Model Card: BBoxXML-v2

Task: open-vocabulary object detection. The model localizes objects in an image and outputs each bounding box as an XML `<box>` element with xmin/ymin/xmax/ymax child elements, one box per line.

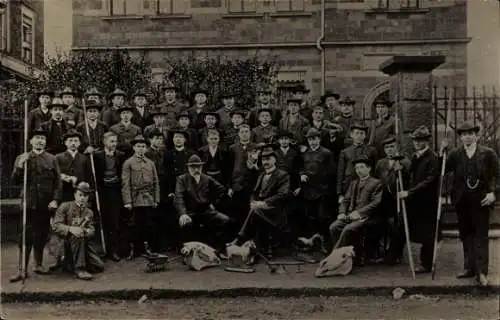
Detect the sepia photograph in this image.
<box><xmin>0</xmin><ymin>0</ymin><xmax>499</xmax><ymax>319</ymax></box>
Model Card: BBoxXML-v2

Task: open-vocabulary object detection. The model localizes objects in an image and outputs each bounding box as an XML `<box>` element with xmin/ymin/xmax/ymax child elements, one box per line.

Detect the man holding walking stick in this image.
<box><xmin>10</xmin><ymin>128</ymin><xmax>63</xmax><ymax>282</ymax></box>
<box><xmin>439</xmin><ymin>122</ymin><xmax>499</xmax><ymax>286</ymax></box>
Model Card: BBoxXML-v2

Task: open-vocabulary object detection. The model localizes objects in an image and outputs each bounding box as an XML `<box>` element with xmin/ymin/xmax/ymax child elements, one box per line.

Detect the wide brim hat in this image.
<box><xmin>350</xmin><ymin>122</ymin><xmax>369</xmax><ymax>132</ymax></box>
<box><xmin>260</xmin><ymin>143</ymin><xmax>278</xmax><ymax>158</ymax></box>
<box><xmin>229</xmin><ymin>109</ymin><xmax>247</xmax><ymax>118</ymax></box>
<box><xmin>382</xmin><ymin>136</ymin><xmax>397</xmax><ymax>146</ymax></box>
<box><xmin>373</xmin><ymin>97</ymin><xmax>394</xmax><ymax>108</ymax></box>
<box><xmin>204</xmin><ymin>112</ymin><xmax>220</xmax><ymax>121</ymax></box>
<box><xmin>36</xmin><ymin>89</ymin><xmax>54</xmax><ymax>97</ymax></box>
<box><xmin>339</xmin><ymin>97</ymin><xmax>356</xmax><ymax>106</ymax></box>
<box><xmin>161</xmin><ymin>83</ymin><xmax>179</xmax><ymax>91</ymax></box>
<box><xmin>220</xmin><ymin>91</ymin><xmax>237</xmax><ymax>99</ymax></box>
<box><xmin>257</xmin><ymin>108</ymin><xmax>273</xmax><ymax>116</ymax></box>
<box><xmin>84</xmin><ymin>87</ymin><xmax>103</xmax><ymax>97</ymax></box>
<box><xmin>147</xmin><ymin>128</ymin><xmax>164</xmax><ymax>139</ymax></box>
<box><xmin>286</xmin><ymin>98</ymin><xmax>302</xmax><ymax>105</ymax></box>
<box><xmin>132</xmin><ymin>89</ymin><xmax>148</xmax><ymax>98</ymax></box>
<box><xmin>150</xmin><ymin>109</ymin><xmax>168</xmax><ymax>117</ymax></box>
<box><xmin>410</xmin><ymin>125</ymin><xmax>432</xmax><ymax>140</ymax></box>
<box><xmin>186</xmin><ymin>154</ymin><xmax>205</xmax><ymax>166</ymax></box>
<box><xmin>321</xmin><ymin>90</ymin><xmax>340</xmax><ymax>102</ymax></box>
<box><xmin>456</xmin><ymin>122</ymin><xmax>480</xmax><ymax>134</ymax></box>
<box><xmin>351</xmin><ymin>156</ymin><xmax>372</xmax><ymax>166</ymax></box>
<box><xmin>118</xmin><ymin>105</ymin><xmax>135</xmax><ymax>113</ymax></box>
<box><xmin>63</xmin><ymin>130</ymin><xmax>83</xmax><ymax>141</ymax></box>
<box><xmin>83</xmin><ymin>100</ymin><xmax>104</xmax><ymax>111</ymax></box>
<box><xmin>276</xmin><ymin>130</ymin><xmax>295</xmax><ymax>139</ymax></box>
<box><xmin>305</xmin><ymin>128</ymin><xmax>322</xmax><ymax>138</ymax></box>
<box><xmin>191</xmin><ymin>88</ymin><xmax>209</xmax><ymax>99</ymax></box>
<box><xmin>108</xmin><ymin>88</ymin><xmax>127</xmax><ymax>99</ymax></box>
<box><xmin>291</xmin><ymin>84</ymin><xmax>310</xmax><ymax>94</ymax></box>
<box><xmin>75</xmin><ymin>181</ymin><xmax>93</xmax><ymax>194</ymax></box>
<box><xmin>169</xmin><ymin>129</ymin><xmax>190</xmax><ymax>140</ymax></box>
<box><xmin>131</xmin><ymin>135</ymin><xmax>148</xmax><ymax>146</ymax></box>
<box><xmin>48</xmin><ymin>98</ymin><xmax>67</xmax><ymax>110</ymax></box>
<box><xmin>175</xmin><ymin>111</ymin><xmax>191</xmax><ymax>120</ymax></box>
<box><xmin>29</xmin><ymin>128</ymin><xmax>48</xmax><ymax>139</ymax></box>
<box><xmin>59</xmin><ymin>87</ymin><xmax>77</xmax><ymax>97</ymax></box>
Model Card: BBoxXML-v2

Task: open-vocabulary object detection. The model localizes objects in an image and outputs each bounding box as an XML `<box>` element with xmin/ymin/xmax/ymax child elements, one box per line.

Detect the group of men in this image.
<box><xmin>10</xmin><ymin>83</ymin><xmax>497</xmax><ymax>287</ymax></box>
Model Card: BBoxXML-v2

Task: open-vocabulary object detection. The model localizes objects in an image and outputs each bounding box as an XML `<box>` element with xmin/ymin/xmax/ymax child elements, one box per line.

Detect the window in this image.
<box><xmin>110</xmin><ymin>0</ymin><xmax>155</xmax><ymax>15</ymax></box>
<box><xmin>275</xmin><ymin>0</ymin><xmax>305</xmax><ymax>12</ymax></box>
<box><xmin>227</xmin><ymin>0</ymin><xmax>257</xmax><ymax>13</ymax></box>
<box><xmin>376</xmin><ymin>0</ymin><xmax>420</xmax><ymax>9</ymax></box>
<box><xmin>21</xmin><ymin>7</ymin><xmax>35</xmax><ymax>64</ymax></box>
<box><xmin>156</xmin><ymin>0</ymin><xmax>185</xmax><ymax>14</ymax></box>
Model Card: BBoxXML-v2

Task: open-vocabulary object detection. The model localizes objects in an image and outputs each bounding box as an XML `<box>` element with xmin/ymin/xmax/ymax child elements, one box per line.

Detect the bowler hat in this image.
<box><xmin>286</xmin><ymin>98</ymin><xmax>302</xmax><ymax>105</ymax></box>
<box><xmin>220</xmin><ymin>91</ymin><xmax>237</xmax><ymax>99</ymax></box>
<box><xmin>170</xmin><ymin>129</ymin><xmax>189</xmax><ymax>141</ymax></box>
<box><xmin>48</xmin><ymin>97</ymin><xmax>67</xmax><ymax>109</ymax></box>
<box><xmin>456</xmin><ymin>121</ymin><xmax>480</xmax><ymax>134</ymax></box>
<box><xmin>339</xmin><ymin>96</ymin><xmax>356</xmax><ymax>106</ymax></box>
<box><xmin>60</xmin><ymin>87</ymin><xmax>76</xmax><ymax>97</ymax></box>
<box><xmin>176</xmin><ymin>111</ymin><xmax>191</xmax><ymax>120</ymax></box>
<box><xmin>186</xmin><ymin>154</ymin><xmax>205</xmax><ymax>166</ymax></box>
<box><xmin>161</xmin><ymin>83</ymin><xmax>179</xmax><ymax>91</ymax></box>
<box><xmin>350</xmin><ymin>122</ymin><xmax>369</xmax><ymax>132</ymax></box>
<box><xmin>257</xmin><ymin>108</ymin><xmax>273</xmax><ymax>116</ymax></box>
<box><xmin>204</xmin><ymin>112</ymin><xmax>220</xmax><ymax>121</ymax></box>
<box><xmin>148</xmin><ymin>128</ymin><xmax>164</xmax><ymax>139</ymax></box>
<box><xmin>75</xmin><ymin>181</ymin><xmax>93</xmax><ymax>194</ymax></box>
<box><xmin>150</xmin><ymin>108</ymin><xmax>167</xmax><ymax>117</ymax></box>
<box><xmin>29</xmin><ymin>128</ymin><xmax>48</xmax><ymax>139</ymax></box>
<box><xmin>191</xmin><ymin>88</ymin><xmax>209</xmax><ymax>99</ymax></box>
<box><xmin>63</xmin><ymin>129</ymin><xmax>82</xmax><ymax>141</ymax></box>
<box><xmin>84</xmin><ymin>87</ymin><xmax>103</xmax><ymax>97</ymax></box>
<box><xmin>373</xmin><ymin>97</ymin><xmax>394</xmax><ymax>108</ymax></box>
<box><xmin>131</xmin><ymin>135</ymin><xmax>148</xmax><ymax>146</ymax></box>
<box><xmin>132</xmin><ymin>89</ymin><xmax>148</xmax><ymax>98</ymax></box>
<box><xmin>291</xmin><ymin>84</ymin><xmax>310</xmax><ymax>94</ymax></box>
<box><xmin>229</xmin><ymin>109</ymin><xmax>247</xmax><ymax>118</ymax></box>
<box><xmin>306</xmin><ymin>128</ymin><xmax>322</xmax><ymax>138</ymax></box>
<box><xmin>276</xmin><ymin>130</ymin><xmax>295</xmax><ymax>139</ymax></box>
<box><xmin>84</xmin><ymin>99</ymin><xmax>103</xmax><ymax>111</ymax></box>
<box><xmin>351</xmin><ymin>156</ymin><xmax>372</xmax><ymax>166</ymax></box>
<box><xmin>260</xmin><ymin>143</ymin><xmax>277</xmax><ymax>158</ymax></box>
<box><xmin>382</xmin><ymin>136</ymin><xmax>397</xmax><ymax>146</ymax></box>
<box><xmin>108</xmin><ymin>88</ymin><xmax>127</xmax><ymax>99</ymax></box>
<box><xmin>410</xmin><ymin>125</ymin><xmax>432</xmax><ymax>140</ymax></box>
<box><xmin>118</xmin><ymin>105</ymin><xmax>135</xmax><ymax>113</ymax></box>
<box><xmin>321</xmin><ymin>90</ymin><xmax>340</xmax><ymax>102</ymax></box>
<box><xmin>36</xmin><ymin>89</ymin><xmax>54</xmax><ymax>97</ymax></box>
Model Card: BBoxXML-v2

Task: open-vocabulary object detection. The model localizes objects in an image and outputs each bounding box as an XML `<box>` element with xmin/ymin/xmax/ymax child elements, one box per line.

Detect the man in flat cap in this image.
<box><xmin>10</xmin><ymin>128</ymin><xmax>63</xmax><ymax>282</ymax></box>
<box><xmin>28</xmin><ymin>89</ymin><xmax>54</xmax><ymax>134</ymax></box>
<box><xmin>369</xmin><ymin>98</ymin><xmax>396</xmax><ymax>159</ymax></box>
<box><xmin>41</xmin><ymin>97</ymin><xmax>70</xmax><ymax>155</ymax></box>
<box><xmin>175</xmin><ymin>154</ymin><xmax>232</xmax><ymax>256</ymax></box>
<box><xmin>330</xmin><ymin>156</ymin><xmax>382</xmax><ymax>259</ymax></box>
<box><xmin>440</xmin><ymin>122</ymin><xmax>499</xmax><ymax>286</ymax></box>
<box><xmin>56</xmin><ymin>129</ymin><xmax>91</xmax><ymax>203</ymax></box>
<box><xmin>52</xmin><ymin>181</ymin><xmax>105</xmax><ymax>280</ymax></box>
<box><xmin>397</xmin><ymin>125</ymin><xmax>439</xmax><ymax>274</ymax></box>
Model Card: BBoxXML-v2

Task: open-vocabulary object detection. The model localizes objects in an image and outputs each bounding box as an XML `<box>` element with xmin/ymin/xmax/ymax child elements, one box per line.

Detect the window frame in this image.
<box><xmin>377</xmin><ymin>0</ymin><xmax>420</xmax><ymax>9</ymax></box>
<box><xmin>21</xmin><ymin>4</ymin><xmax>35</xmax><ymax>64</ymax></box>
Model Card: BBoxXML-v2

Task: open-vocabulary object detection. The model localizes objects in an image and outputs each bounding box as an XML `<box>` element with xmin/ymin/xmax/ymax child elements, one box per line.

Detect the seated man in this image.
<box><xmin>329</xmin><ymin>156</ymin><xmax>382</xmax><ymax>257</ymax></box>
<box><xmin>230</xmin><ymin>145</ymin><xmax>291</xmax><ymax>258</ymax></box>
<box><xmin>52</xmin><ymin>181</ymin><xmax>104</xmax><ymax>280</ymax></box>
<box><xmin>175</xmin><ymin>154</ymin><xmax>233</xmax><ymax>255</ymax></box>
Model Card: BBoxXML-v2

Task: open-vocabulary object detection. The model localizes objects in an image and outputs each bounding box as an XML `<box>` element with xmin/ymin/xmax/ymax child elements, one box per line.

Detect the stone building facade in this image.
<box><xmin>71</xmin><ymin>0</ymin><xmax>471</xmax><ymax>117</ymax></box>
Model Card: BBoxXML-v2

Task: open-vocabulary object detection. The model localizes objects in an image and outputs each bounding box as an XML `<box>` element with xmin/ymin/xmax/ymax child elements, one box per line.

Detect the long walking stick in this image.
<box><xmin>431</xmin><ymin>92</ymin><xmax>452</xmax><ymax>280</ymax></box>
<box><xmin>395</xmin><ymin>113</ymin><xmax>416</xmax><ymax>279</ymax></box>
<box><xmin>21</xmin><ymin>100</ymin><xmax>29</xmax><ymax>283</ymax></box>
<box><xmin>81</xmin><ymin>99</ymin><xmax>107</xmax><ymax>256</ymax></box>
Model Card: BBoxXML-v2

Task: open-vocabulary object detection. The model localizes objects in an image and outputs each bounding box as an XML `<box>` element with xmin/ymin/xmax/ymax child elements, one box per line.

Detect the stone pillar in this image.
<box><xmin>379</xmin><ymin>56</ymin><xmax>445</xmax><ymax>154</ymax></box>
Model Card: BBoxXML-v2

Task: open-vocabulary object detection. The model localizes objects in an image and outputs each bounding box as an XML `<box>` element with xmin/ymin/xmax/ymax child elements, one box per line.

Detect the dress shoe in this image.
<box><xmin>9</xmin><ymin>271</ymin><xmax>28</xmax><ymax>283</ymax></box>
<box><xmin>110</xmin><ymin>253</ymin><xmax>121</xmax><ymax>262</ymax></box>
<box><xmin>477</xmin><ymin>273</ymin><xmax>489</xmax><ymax>287</ymax></box>
<box><xmin>456</xmin><ymin>270</ymin><xmax>475</xmax><ymax>279</ymax></box>
<box><xmin>33</xmin><ymin>265</ymin><xmax>51</xmax><ymax>275</ymax></box>
<box><xmin>75</xmin><ymin>270</ymin><xmax>93</xmax><ymax>280</ymax></box>
<box><xmin>414</xmin><ymin>266</ymin><xmax>431</xmax><ymax>274</ymax></box>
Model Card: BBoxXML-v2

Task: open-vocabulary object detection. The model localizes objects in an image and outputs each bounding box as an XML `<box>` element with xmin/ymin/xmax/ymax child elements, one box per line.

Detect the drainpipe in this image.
<box><xmin>316</xmin><ymin>0</ymin><xmax>326</xmax><ymax>96</ymax></box>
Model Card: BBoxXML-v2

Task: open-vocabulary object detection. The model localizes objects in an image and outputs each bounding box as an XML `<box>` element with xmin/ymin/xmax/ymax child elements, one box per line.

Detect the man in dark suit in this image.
<box><xmin>441</xmin><ymin>122</ymin><xmax>499</xmax><ymax>286</ymax></box>
<box><xmin>398</xmin><ymin>126</ymin><xmax>440</xmax><ymax>274</ymax></box>
<box><xmin>175</xmin><ymin>155</ymin><xmax>232</xmax><ymax>254</ymax></box>
<box><xmin>102</xmin><ymin>88</ymin><xmax>127</xmax><ymax>128</ymax></box>
<box><xmin>56</xmin><ymin>130</ymin><xmax>91</xmax><ymax>203</ymax></box>
<box><xmin>10</xmin><ymin>128</ymin><xmax>63</xmax><ymax>282</ymax></box>
<box><xmin>41</xmin><ymin>97</ymin><xmax>70</xmax><ymax>155</ymax></box>
<box><xmin>198</xmin><ymin>129</ymin><xmax>231</xmax><ymax>187</ymax></box>
<box><xmin>77</xmin><ymin>100</ymin><xmax>108</xmax><ymax>154</ymax></box>
<box><xmin>131</xmin><ymin>90</ymin><xmax>153</xmax><ymax>130</ymax></box>
<box><xmin>230</xmin><ymin>146</ymin><xmax>290</xmax><ymax>258</ymax></box>
<box><xmin>247</xmin><ymin>86</ymin><xmax>281</xmax><ymax>128</ymax></box>
<box><xmin>60</xmin><ymin>87</ymin><xmax>84</xmax><ymax>128</ymax></box>
<box><xmin>28</xmin><ymin>89</ymin><xmax>53</xmax><ymax>134</ymax></box>
<box><xmin>93</xmin><ymin>132</ymin><xmax>126</xmax><ymax>261</ymax></box>
<box><xmin>329</xmin><ymin>156</ymin><xmax>382</xmax><ymax>254</ymax></box>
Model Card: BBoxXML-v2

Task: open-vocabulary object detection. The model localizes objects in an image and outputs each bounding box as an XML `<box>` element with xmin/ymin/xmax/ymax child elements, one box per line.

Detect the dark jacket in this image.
<box><xmin>93</xmin><ymin>149</ymin><xmax>126</xmax><ymax>188</ymax></box>
<box><xmin>279</xmin><ymin>114</ymin><xmax>310</xmax><ymax>145</ymax></box>
<box><xmin>164</xmin><ymin>148</ymin><xmax>196</xmax><ymax>194</ymax></box>
<box><xmin>174</xmin><ymin>173</ymin><xmax>226</xmax><ymax>217</ymax></box>
<box><xmin>158</xmin><ymin>100</ymin><xmax>186</xmax><ymax>130</ymax></box>
<box><xmin>12</xmin><ymin>151</ymin><xmax>62</xmax><ymax>210</ymax></box>
<box><xmin>145</xmin><ymin>147</ymin><xmax>167</xmax><ymax>197</ymax></box>
<box><xmin>101</xmin><ymin>106</ymin><xmax>121</xmax><ymax>128</ymax></box>
<box><xmin>76</xmin><ymin>120</ymin><xmax>108</xmax><ymax>153</ymax></box>
<box><xmin>132</xmin><ymin>106</ymin><xmax>154</xmax><ymax>130</ymax></box>
<box><xmin>63</xmin><ymin>105</ymin><xmax>84</xmax><ymax>128</ymax></box>
<box><xmin>275</xmin><ymin>147</ymin><xmax>302</xmax><ymax>190</ymax></box>
<box><xmin>229</xmin><ymin>142</ymin><xmax>260</xmax><ymax>192</ymax></box>
<box><xmin>56</xmin><ymin>151</ymin><xmax>91</xmax><ymax>202</ymax></box>
<box><xmin>197</xmin><ymin>145</ymin><xmax>231</xmax><ymax>187</ymax></box>
<box><xmin>109</xmin><ymin>122</ymin><xmax>142</xmax><ymax>155</ymax></box>
<box><xmin>339</xmin><ymin>176</ymin><xmax>382</xmax><ymax>219</ymax></box>
<box><xmin>337</xmin><ymin>143</ymin><xmax>378</xmax><ymax>196</ymax></box>
<box><xmin>247</xmin><ymin>105</ymin><xmax>281</xmax><ymax>128</ymax></box>
<box><xmin>41</xmin><ymin>119</ymin><xmax>70</xmax><ymax>155</ymax></box>
<box><xmin>28</xmin><ymin>107</ymin><xmax>52</xmax><ymax>133</ymax></box>
<box><xmin>187</xmin><ymin>105</ymin><xmax>210</xmax><ymax>130</ymax></box>
<box><xmin>300</xmin><ymin>146</ymin><xmax>335</xmax><ymax>200</ymax></box>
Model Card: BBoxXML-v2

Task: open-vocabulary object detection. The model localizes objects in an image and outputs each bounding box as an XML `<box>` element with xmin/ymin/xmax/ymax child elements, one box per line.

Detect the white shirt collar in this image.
<box><xmin>464</xmin><ymin>143</ymin><xmax>477</xmax><ymax>158</ymax></box>
<box><xmin>67</xmin><ymin>150</ymin><xmax>78</xmax><ymax>158</ymax></box>
<box><xmin>310</xmin><ymin>146</ymin><xmax>320</xmax><ymax>152</ymax></box>
<box><xmin>281</xmin><ymin>146</ymin><xmax>289</xmax><ymax>153</ymax></box>
<box><xmin>32</xmin><ymin>149</ymin><xmax>44</xmax><ymax>155</ymax></box>
<box><xmin>415</xmin><ymin>146</ymin><xmax>429</xmax><ymax>158</ymax></box>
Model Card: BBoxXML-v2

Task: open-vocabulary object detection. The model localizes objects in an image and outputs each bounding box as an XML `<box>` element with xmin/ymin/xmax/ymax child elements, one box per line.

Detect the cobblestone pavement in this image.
<box><xmin>1</xmin><ymin>239</ymin><xmax>499</xmax><ymax>297</ymax></box>
<box><xmin>1</xmin><ymin>295</ymin><xmax>498</xmax><ymax>320</ymax></box>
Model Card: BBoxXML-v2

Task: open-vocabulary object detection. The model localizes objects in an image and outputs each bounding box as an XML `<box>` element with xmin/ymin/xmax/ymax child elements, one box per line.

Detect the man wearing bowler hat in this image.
<box><xmin>109</xmin><ymin>105</ymin><xmax>142</xmax><ymax>157</ymax></box>
<box><xmin>41</xmin><ymin>97</ymin><xmax>70</xmax><ymax>155</ymax></box>
<box><xmin>440</xmin><ymin>122</ymin><xmax>499</xmax><ymax>286</ymax></box>
<box><xmin>56</xmin><ymin>129</ymin><xmax>91</xmax><ymax>203</ymax></box>
<box><xmin>77</xmin><ymin>99</ymin><xmax>108</xmax><ymax>154</ymax></box>
<box><xmin>10</xmin><ymin>128</ymin><xmax>63</xmax><ymax>282</ymax></box>
<box><xmin>131</xmin><ymin>89</ymin><xmax>153</xmax><ymax>130</ymax></box>
<box><xmin>175</xmin><ymin>154</ymin><xmax>232</xmax><ymax>256</ymax></box>
<box><xmin>102</xmin><ymin>88</ymin><xmax>127</xmax><ymax>128</ymax></box>
<box><xmin>397</xmin><ymin>125</ymin><xmax>440</xmax><ymax>274</ymax></box>
<box><xmin>52</xmin><ymin>181</ymin><xmax>105</xmax><ymax>280</ymax></box>
<box><xmin>122</xmin><ymin>135</ymin><xmax>160</xmax><ymax>258</ymax></box>
<box><xmin>28</xmin><ymin>89</ymin><xmax>54</xmax><ymax>133</ymax></box>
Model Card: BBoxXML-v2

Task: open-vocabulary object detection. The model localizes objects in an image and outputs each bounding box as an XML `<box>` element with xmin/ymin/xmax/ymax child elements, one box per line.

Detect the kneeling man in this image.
<box><xmin>175</xmin><ymin>155</ymin><xmax>232</xmax><ymax>254</ymax></box>
<box><xmin>231</xmin><ymin>146</ymin><xmax>291</xmax><ymax>258</ymax></box>
<box><xmin>52</xmin><ymin>181</ymin><xmax>104</xmax><ymax>280</ymax></box>
<box><xmin>329</xmin><ymin>156</ymin><xmax>382</xmax><ymax>251</ymax></box>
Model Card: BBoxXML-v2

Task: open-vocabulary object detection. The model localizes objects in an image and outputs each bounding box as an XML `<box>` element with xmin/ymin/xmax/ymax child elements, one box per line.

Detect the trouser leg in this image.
<box><xmin>201</xmin><ymin>209</ymin><xmax>232</xmax><ymax>251</ymax></box>
<box><xmin>69</xmin><ymin>236</ymin><xmax>87</xmax><ymax>271</ymax></box>
<box><xmin>32</xmin><ymin>210</ymin><xmax>51</xmax><ymax>266</ymax></box>
<box><xmin>100</xmin><ymin>187</ymin><xmax>121</xmax><ymax>256</ymax></box>
<box><xmin>17</xmin><ymin>219</ymin><xmax>34</xmax><ymax>271</ymax></box>
<box><xmin>86</xmin><ymin>243</ymin><xmax>105</xmax><ymax>273</ymax></box>
<box><xmin>135</xmin><ymin>206</ymin><xmax>154</xmax><ymax>255</ymax></box>
<box><xmin>475</xmin><ymin>206</ymin><xmax>490</xmax><ymax>275</ymax></box>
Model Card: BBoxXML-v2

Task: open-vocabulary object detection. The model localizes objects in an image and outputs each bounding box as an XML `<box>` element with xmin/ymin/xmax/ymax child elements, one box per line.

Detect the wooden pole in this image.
<box><xmin>81</xmin><ymin>99</ymin><xmax>107</xmax><ymax>256</ymax></box>
<box><xmin>21</xmin><ymin>99</ymin><xmax>28</xmax><ymax>283</ymax></box>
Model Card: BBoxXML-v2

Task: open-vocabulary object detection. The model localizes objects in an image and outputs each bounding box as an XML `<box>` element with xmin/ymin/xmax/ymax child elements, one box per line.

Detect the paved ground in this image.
<box><xmin>2</xmin><ymin>296</ymin><xmax>498</xmax><ymax>319</ymax></box>
<box><xmin>1</xmin><ymin>239</ymin><xmax>499</xmax><ymax>301</ymax></box>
